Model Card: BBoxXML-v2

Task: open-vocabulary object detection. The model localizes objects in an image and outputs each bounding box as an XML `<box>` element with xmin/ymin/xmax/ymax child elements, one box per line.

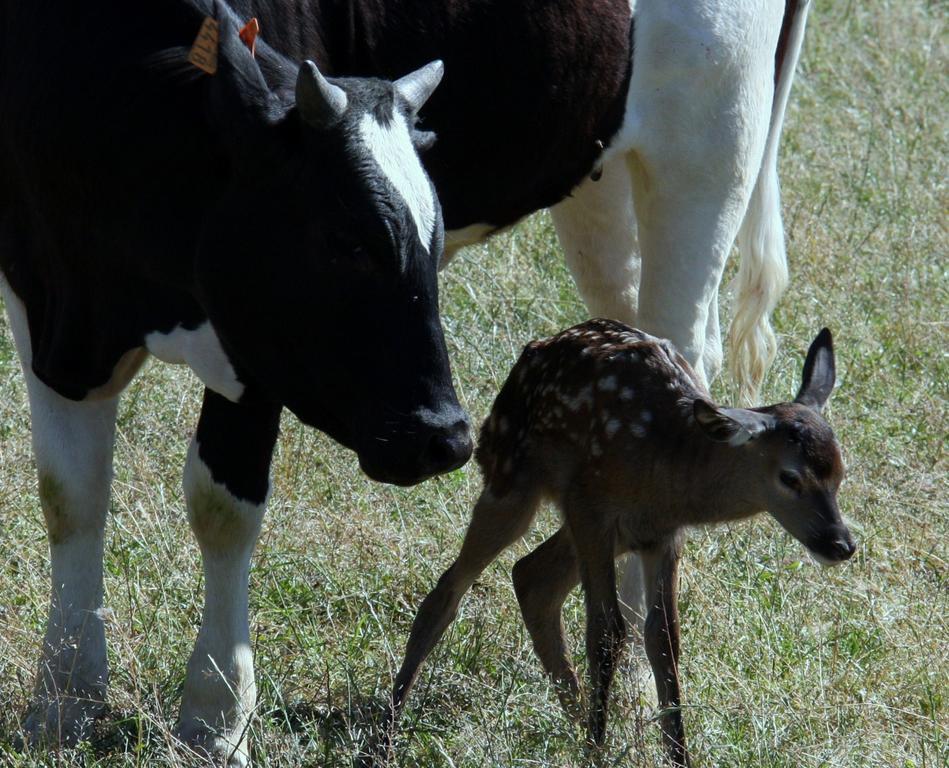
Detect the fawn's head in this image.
<box><xmin>692</xmin><ymin>329</ymin><xmax>855</xmax><ymax>565</ymax></box>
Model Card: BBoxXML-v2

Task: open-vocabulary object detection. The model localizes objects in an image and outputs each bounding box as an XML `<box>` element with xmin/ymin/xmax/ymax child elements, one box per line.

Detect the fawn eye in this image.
<box><xmin>779</xmin><ymin>471</ymin><xmax>802</xmax><ymax>493</ymax></box>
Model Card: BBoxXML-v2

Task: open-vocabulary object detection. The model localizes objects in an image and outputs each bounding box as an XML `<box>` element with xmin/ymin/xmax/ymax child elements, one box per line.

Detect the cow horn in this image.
<box><xmin>394</xmin><ymin>60</ymin><xmax>444</xmax><ymax>114</ymax></box>
<box><xmin>296</xmin><ymin>60</ymin><xmax>348</xmax><ymax>127</ymax></box>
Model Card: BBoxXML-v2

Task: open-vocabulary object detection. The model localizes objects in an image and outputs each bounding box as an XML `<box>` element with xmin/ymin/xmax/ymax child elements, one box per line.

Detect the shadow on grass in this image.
<box><xmin>271</xmin><ymin>696</ymin><xmax>396</xmax><ymax>768</ymax></box>
<box><xmin>0</xmin><ymin>704</ymin><xmax>174</xmax><ymax>767</ymax></box>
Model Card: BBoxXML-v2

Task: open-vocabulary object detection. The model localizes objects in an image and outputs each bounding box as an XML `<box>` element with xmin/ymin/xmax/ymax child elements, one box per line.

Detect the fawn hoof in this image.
<box><xmin>176</xmin><ymin>719</ymin><xmax>250</xmax><ymax>767</ymax></box>
<box><xmin>553</xmin><ymin>672</ymin><xmax>584</xmax><ymax>724</ymax></box>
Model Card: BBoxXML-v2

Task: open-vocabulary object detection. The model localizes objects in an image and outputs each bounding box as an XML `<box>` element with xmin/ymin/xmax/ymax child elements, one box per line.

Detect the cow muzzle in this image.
<box><xmin>358</xmin><ymin>405</ymin><xmax>473</xmax><ymax>486</ymax></box>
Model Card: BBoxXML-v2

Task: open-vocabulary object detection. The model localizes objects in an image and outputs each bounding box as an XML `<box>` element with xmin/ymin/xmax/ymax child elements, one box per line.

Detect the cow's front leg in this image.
<box><xmin>22</xmin><ymin>384</ymin><xmax>119</xmax><ymax>747</ymax></box>
<box><xmin>1</xmin><ymin>278</ymin><xmax>118</xmax><ymax>747</ymax></box>
<box><xmin>176</xmin><ymin>388</ymin><xmax>280</xmax><ymax>767</ymax></box>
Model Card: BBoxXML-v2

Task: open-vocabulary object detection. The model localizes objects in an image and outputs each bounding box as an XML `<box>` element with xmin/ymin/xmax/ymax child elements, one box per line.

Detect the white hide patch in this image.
<box><xmin>442</xmin><ymin>223</ymin><xmax>497</xmax><ymax>268</ymax></box>
<box><xmin>359</xmin><ymin>112</ymin><xmax>437</xmax><ymax>252</ymax></box>
<box><xmin>146</xmin><ymin>322</ymin><xmax>244</xmax><ymax>403</ymax></box>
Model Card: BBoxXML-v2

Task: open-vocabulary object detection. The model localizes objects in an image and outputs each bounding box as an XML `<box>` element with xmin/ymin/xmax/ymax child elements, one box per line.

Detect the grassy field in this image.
<box><xmin>0</xmin><ymin>1</ymin><xmax>946</xmax><ymax>766</ymax></box>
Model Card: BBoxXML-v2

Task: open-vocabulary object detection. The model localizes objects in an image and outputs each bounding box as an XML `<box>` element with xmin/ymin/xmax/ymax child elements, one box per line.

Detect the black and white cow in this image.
<box><xmin>0</xmin><ymin>0</ymin><xmax>812</xmax><ymax>762</ymax></box>
<box><xmin>0</xmin><ymin>0</ymin><xmax>470</xmax><ymax>760</ymax></box>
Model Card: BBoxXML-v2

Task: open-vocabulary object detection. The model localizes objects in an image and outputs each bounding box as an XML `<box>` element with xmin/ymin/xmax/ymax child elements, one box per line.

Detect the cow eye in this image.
<box><xmin>779</xmin><ymin>470</ymin><xmax>802</xmax><ymax>493</ymax></box>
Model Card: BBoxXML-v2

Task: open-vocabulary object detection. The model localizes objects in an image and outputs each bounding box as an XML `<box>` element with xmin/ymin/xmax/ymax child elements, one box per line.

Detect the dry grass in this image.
<box><xmin>0</xmin><ymin>1</ymin><xmax>946</xmax><ymax>765</ymax></box>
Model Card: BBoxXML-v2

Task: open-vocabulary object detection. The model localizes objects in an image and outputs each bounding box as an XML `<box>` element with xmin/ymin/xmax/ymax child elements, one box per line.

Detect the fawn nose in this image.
<box><xmin>830</xmin><ymin>536</ymin><xmax>857</xmax><ymax>561</ymax></box>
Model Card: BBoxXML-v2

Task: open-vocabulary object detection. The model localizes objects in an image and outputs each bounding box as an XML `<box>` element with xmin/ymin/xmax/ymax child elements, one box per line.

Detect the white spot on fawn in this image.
<box><xmin>564</xmin><ymin>384</ymin><xmax>594</xmax><ymax>412</ymax></box>
<box><xmin>598</xmin><ymin>375</ymin><xmax>618</xmax><ymax>392</ymax></box>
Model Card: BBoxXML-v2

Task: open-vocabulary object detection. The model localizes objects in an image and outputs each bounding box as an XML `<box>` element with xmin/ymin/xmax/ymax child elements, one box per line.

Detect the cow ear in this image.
<box><xmin>394</xmin><ymin>60</ymin><xmax>444</xmax><ymax>115</ymax></box>
<box><xmin>693</xmin><ymin>400</ymin><xmax>774</xmax><ymax>446</ymax></box>
<box><xmin>795</xmin><ymin>328</ymin><xmax>836</xmax><ymax>412</ymax></box>
<box><xmin>208</xmin><ymin>2</ymin><xmax>276</xmax><ymax>122</ymax></box>
<box><xmin>411</xmin><ymin>128</ymin><xmax>437</xmax><ymax>153</ymax></box>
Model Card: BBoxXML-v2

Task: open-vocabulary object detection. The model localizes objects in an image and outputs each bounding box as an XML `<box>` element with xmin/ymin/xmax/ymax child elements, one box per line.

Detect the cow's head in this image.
<box><xmin>191</xmin><ymin>10</ymin><xmax>470</xmax><ymax>485</ymax></box>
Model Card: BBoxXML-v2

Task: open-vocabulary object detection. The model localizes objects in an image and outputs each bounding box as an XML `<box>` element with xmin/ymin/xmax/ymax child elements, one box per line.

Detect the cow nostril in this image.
<box><xmin>423</xmin><ymin>421</ymin><xmax>472</xmax><ymax>474</ymax></box>
<box><xmin>427</xmin><ymin>433</ymin><xmax>456</xmax><ymax>466</ymax></box>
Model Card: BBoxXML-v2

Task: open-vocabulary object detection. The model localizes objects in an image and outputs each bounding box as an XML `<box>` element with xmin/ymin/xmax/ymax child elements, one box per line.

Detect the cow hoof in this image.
<box><xmin>176</xmin><ymin>721</ymin><xmax>250</xmax><ymax>767</ymax></box>
<box><xmin>16</xmin><ymin>695</ymin><xmax>105</xmax><ymax>750</ymax></box>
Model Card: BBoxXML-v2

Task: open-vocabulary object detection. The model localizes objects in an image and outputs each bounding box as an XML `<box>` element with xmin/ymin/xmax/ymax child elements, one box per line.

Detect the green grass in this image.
<box><xmin>1</xmin><ymin>1</ymin><xmax>946</xmax><ymax>765</ymax></box>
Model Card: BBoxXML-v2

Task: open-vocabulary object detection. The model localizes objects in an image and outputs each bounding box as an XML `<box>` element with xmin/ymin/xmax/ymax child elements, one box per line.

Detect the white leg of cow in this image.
<box><xmin>1</xmin><ymin>278</ymin><xmax>117</xmax><ymax>746</ymax></box>
<box><xmin>551</xmin><ymin>155</ymin><xmax>640</xmax><ymax>326</ymax></box>
<box><xmin>620</xmin><ymin>0</ymin><xmax>783</xmax><ymax>386</ymax></box>
<box><xmin>177</xmin><ymin>389</ymin><xmax>280</xmax><ymax>768</ymax></box>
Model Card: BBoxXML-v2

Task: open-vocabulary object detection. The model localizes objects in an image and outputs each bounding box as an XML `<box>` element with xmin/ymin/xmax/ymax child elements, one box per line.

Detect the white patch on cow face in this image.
<box><xmin>358</xmin><ymin>112</ymin><xmax>436</xmax><ymax>252</ymax></box>
<box><xmin>598</xmin><ymin>375</ymin><xmax>618</xmax><ymax>392</ymax></box>
<box><xmin>146</xmin><ymin>322</ymin><xmax>244</xmax><ymax>403</ymax></box>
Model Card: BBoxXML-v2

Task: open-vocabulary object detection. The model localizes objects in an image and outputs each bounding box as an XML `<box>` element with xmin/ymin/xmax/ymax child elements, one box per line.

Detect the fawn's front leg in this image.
<box><xmin>641</xmin><ymin>537</ymin><xmax>690</xmax><ymax>767</ymax></box>
<box><xmin>379</xmin><ymin>480</ymin><xmax>544</xmax><ymax>768</ymax></box>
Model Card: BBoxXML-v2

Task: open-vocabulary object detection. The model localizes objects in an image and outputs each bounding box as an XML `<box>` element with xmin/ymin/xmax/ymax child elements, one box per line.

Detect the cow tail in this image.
<box><xmin>728</xmin><ymin>0</ymin><xmax>811</xmax><ymax>405</ymax></box>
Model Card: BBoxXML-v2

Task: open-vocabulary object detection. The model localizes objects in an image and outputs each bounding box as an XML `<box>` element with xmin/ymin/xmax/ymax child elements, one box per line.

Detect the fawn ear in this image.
<box><xmin>693</xmin><ymin>400</ymin><xmax>774</xmax><ymax>446</ymax></box>
<box><xmin>795</xmin><ymin>328</ymin><xmax>836</xmax><ymax>412</ymax></box>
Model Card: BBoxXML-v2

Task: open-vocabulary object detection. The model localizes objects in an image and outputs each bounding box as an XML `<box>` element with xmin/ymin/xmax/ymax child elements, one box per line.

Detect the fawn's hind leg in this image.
<box><xmin>641</xmin><ymin>537</ymin><xmax>690</xmax><ymax>768</ymax></box>
<box><xmin>512</xmin><ymin>527</ymin><xmax>582</xmax><ymax>716</ymax></box>
<box><xmin>391</xmin><ymin>483</ymin><xmax>542</xmax><ymax>716</ymax></box>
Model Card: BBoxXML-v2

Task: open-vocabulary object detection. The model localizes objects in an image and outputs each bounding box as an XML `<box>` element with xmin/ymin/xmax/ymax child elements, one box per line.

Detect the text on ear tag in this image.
<box><xmin>239</xmin><ymin>18</ymin><xmax>260</xmax><ymax>58</ymax></box>
<box><xmin>188</xmin><ymin>16</ymin><xmax>219</xmax><ymax>75</ymax></box>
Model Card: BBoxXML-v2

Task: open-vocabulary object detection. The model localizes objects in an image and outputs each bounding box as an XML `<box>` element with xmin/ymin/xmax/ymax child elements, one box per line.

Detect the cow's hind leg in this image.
<box><xmin>549</xmin><ymin>156</ymin><xmax>650</xmax><ymax>638</ymax></box>
<box><xmin>176</xmin><ymin>388</ymin><xmax>280</xmax><ymax>768</ymax></box>
<box><xmin>619</xmin><ymin>1</ymin><xmax>783</xmax><ymax>387</ymax></box>
<box><xmin>551</xmin><ymin>154</ymin><xmax>640</xmax><ymax>327</ymax></box>
<box><xmin>1</xmin><ymin>280</ymin><xmax>117</xmax><ymax>747</ymax></box>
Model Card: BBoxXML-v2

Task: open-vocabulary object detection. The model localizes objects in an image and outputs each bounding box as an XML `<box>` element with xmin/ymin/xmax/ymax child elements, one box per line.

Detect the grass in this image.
<box><xmin>0</xmin><ymin>1</ymin><xmax>946</xmax><ymax>765</ymax></box>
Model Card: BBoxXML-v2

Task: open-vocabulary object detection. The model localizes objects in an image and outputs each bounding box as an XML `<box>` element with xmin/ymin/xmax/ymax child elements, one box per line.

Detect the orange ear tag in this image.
<box><xmin>188</xmin><ymin>16</ymin><xmax>220</xmax><ymax>75</ymax></box>
<box><xmin>239</xmin><ymin>18</ymin><xmax>260</xmax><ymax>58</ymax></box>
